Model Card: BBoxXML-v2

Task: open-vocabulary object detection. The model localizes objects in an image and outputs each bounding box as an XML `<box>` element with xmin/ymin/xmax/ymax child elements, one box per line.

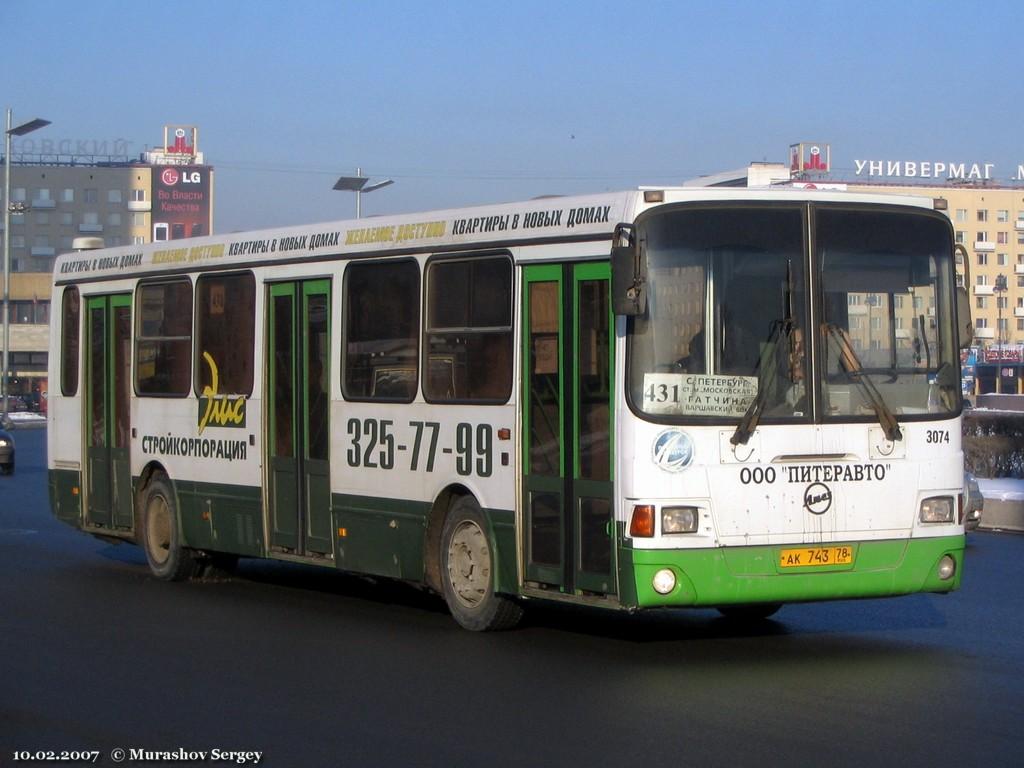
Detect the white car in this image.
<box><xmin>965</xmin><ymin>473</ymin><xmax>983</xmax><ymax>531</ymax></box>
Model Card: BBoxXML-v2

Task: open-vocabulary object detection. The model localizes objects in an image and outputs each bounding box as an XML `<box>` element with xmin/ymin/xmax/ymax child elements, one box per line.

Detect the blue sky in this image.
<box><xmin>3</xmin><ymin>0</ymin><xmax>1020</xmax><ymax>232</ymax></box>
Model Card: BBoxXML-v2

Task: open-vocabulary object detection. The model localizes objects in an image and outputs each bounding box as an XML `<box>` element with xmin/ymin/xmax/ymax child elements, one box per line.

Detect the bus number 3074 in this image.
<box><xmin>346</xmin><ymin>419</ymin><xmax>494</xmax><ymax>477</ymax></box>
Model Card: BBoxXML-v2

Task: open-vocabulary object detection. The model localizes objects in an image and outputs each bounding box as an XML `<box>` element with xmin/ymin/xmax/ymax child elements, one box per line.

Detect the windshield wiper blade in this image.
<box><xmin>824</xmin><ymin>323</ymin><xmax>903</xmax><ymax>442</ymax></box>
<box><xmin>731</xmin><ymin>319</ymin><xmax>788</xmax><ymax>446</ymax></box>
<box><xmin>731</xmin><ymin>259</ymin><xmax>800</xmax><ymax>447</ymax></box>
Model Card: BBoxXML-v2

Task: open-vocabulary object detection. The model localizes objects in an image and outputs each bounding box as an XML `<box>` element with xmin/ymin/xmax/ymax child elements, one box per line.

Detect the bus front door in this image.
<box><xmin>84</xmin><ymin>294</ymin><xmax>133</xmax><ymax>531</ymax></box>
<box><xmin>523</xmin><ymin>263</ymin><xmax>615</xmax><ymax>596</ymax></box>
<box><xmin>267</xmin><ymin>280</ymin><xmax>333</xmax><ymax>558</ymax></box>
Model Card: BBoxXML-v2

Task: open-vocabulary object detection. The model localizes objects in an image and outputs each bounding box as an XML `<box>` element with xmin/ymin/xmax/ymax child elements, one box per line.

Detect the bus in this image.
<box><xmin>47</xmin><ymin>187</ymin><xmax>971</xmax><ymax>630</ymax></box>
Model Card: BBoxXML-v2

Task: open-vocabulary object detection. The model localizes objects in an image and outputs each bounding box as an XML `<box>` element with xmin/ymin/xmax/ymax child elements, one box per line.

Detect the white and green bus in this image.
<box><xmin>47</xmin><ymin>187</ymin><xmax>971</xmax><ymax>630</ymax></box>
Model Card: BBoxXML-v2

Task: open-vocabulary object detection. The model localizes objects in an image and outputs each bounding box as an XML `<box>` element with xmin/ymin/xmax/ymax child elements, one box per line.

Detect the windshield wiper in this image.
<box><xmin>731</xmin><ymin>259</ymin><xmax>797</xmax><ymax>447</ymax></box>
<box><xmin>731</xmin><ymin>318</ymin><xmax>790</xmax><ymax>446</ymax></box>
<box><xmin>824</xmin><ymin>323</ymin><xmax>903</xmax><ymax>442</ymax></box>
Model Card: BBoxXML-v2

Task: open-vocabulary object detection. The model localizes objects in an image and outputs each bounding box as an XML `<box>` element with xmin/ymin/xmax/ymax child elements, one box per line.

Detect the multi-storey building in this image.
<box><xmin>690</xmin><ymin>144</ymin><xmax>1024</xmax><ymax>352</ymax></box>
<box><xmin>844</xmin><ymin>181</ymin><xmax>1024</xmax><ymax>350</ymax></box>
<box><xmin>1</xmin><ymin>125</ymin><xmax>213</xmax><ymax>402</ymax></box>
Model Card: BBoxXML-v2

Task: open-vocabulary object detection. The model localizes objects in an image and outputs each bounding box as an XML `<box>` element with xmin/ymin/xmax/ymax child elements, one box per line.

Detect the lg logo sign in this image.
<box><xmin>160</xmin><ymin>167</ymin><xmax>202</xmax><ymax>185</ymax></box>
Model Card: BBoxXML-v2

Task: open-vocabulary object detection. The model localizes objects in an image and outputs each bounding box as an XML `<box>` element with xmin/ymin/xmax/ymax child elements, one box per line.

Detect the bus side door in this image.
<box><xmin>523</xmin><ymin>262</ymin><xmax>615</xmax><ymax>595</ymax></box>
<box><xmin>85</xmin><ymin>294</ymin><xmax>133</xmax><ymax>531</ymax></box>
<box><xmin>267</xmin><ymin>280</ymin><xmax>333</xmax><ymax>558</ymax></box>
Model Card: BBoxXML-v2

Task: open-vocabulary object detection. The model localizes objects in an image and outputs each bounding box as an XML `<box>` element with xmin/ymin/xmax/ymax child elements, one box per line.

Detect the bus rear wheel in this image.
<box><xmin>441</xmin><ymin>496</ymin><xmax>523</xmax><ymax>631</ymax></box>
<box><xmin>140</xmin><ymin>474</ymin><xmax>198</xmax><ymax>581</ymax></box>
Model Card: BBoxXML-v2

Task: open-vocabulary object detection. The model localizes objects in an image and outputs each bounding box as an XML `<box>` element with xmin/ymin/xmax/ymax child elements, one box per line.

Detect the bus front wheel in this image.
<box><xmin>440</xmin><ymin>496</ymin><xmax>523</xmax><ymax>631</ymax></box>
<box><xmin>140</xmin><ymin>474</ymin><xmax>198</xmax><ymax>581</ymax></box>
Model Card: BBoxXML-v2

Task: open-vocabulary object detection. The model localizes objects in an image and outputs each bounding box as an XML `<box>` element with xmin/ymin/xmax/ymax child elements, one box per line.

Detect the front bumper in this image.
<box><xmin>620</xmin><ymin>535</ymin><xmax>965</xmax><ymax>608</ymax></box>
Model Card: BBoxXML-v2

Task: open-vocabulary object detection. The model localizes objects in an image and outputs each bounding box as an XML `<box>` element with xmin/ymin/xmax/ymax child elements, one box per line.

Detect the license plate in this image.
<box><xmin>778</xmin><ymin>545</ymin><xmax>855</xmax><ymax>568</ymax></box>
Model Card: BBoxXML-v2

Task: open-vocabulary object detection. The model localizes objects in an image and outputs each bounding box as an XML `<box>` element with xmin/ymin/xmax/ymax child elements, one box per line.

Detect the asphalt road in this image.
<box><xmin>2</xmin><ymin>427</ymin><xmax>1022</xmax><ymax>768</ymax></box>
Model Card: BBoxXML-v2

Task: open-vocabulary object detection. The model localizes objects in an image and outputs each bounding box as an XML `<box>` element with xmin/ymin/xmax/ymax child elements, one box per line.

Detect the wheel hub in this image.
<box><xmin>447</xmin><ymin>520</ymin><xmax>490</xmax><ymax>609</ymax></box>
<box><xmin>146</xmin><ymin>496</ymin><xmax>172</xmax><ymax>565</ymax></box>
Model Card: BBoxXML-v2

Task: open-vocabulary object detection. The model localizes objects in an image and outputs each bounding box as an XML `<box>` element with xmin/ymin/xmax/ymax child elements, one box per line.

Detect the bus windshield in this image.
<box><xmin>627</xmin><ymin>204</ymin><xmax>958</xmax><ymax>423</ymax></box>
<box><xmin>817</xmin><ymin>207</ymin><xmax>958</xmax><ymax>420</ymax></box>
<box><xmin>628</xmin><ymin>206</ymin><xmax>809</xmax><ymax>422</ymax></box>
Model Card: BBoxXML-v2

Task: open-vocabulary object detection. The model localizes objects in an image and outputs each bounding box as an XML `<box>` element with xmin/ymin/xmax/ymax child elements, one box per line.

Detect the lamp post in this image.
<box><xmin>994</xmin><ymin>273</ymin><xmax>1008</xmax><ymax>353</ymax></box>
<box><xmin>866</xmin><ymin>293</ymin><xmax>878</xmax><ymax>366</ymax></box>
<box><xmin>2</xmin><ymin>110</ymin><xmax>50</xmax><ymax>419</ymax></box>
<box><xmin>333</xmin><ymin>167</ymin><xmax>393</xmax><ymax>219</ymax></box>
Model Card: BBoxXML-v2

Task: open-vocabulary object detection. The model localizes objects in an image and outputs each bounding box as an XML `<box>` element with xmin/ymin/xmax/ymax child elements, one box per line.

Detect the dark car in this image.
<box><xmin>1</xmin><ymin>396</ymin><xmax>27</xmax><ymax>412</ymax></box>
<box><xmin>0</xmin><ymin>428</ymin><xmax>14</xmax><ymax>474</ymax></box>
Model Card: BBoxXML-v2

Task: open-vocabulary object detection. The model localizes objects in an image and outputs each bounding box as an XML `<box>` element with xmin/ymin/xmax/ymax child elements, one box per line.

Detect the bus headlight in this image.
<box><xmin>919</xmin><ymin>497</ymin><xmax>954</xmax><ymax>523</ymax></box>
<box><xmin>937</xmin><ymin>555</ymin><xmax>956</xmax><ymax>581</ymax></box>
<box><xmin>652</xmin><ymin>568</ymin><xmax>677</xmax><ymax>595</ymax></box>
<box><xmin>662</xmin><ymin>506</ymin><xmax>699</xmax><ymax>534</ymax></box>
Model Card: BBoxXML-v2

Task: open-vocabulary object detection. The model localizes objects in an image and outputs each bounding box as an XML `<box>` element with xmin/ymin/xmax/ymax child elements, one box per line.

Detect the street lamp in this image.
<box><xmin>2</xmin><ymin>110</ymin><xmax>50</xmax><ymax>419</ymax></box>
<box><xmin>333</xmin><ymin>167</ymin><xmax>393</xmax><ymax>219</ymax></box>
<box><xmin>994</xmin><ymin>273</ymin><xmax>1008</xmax><ymax>352</ymax></box>
<box><xmin>865</xmin><ymin>293</ymin><xmax>878</xmax><ymax>366</ymax></box>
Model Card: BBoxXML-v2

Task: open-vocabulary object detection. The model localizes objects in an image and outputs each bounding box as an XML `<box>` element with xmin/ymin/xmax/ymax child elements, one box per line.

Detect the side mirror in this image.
<box><xmin>954</xmin><ymin>244</ymin><xmax>973</xmax><ymax>350</ymax></box>
<box><xmin>955</xmin><ymin>286</ymin><xmax>973</xmax><ymax>350</ymax></box>
<box><xmin>611</xmin><ymin>223</ymin><xmax>645</xmax><ymax>316</ymax></box>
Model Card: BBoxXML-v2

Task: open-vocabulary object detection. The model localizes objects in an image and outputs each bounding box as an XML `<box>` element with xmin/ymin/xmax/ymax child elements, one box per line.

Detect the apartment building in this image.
<box><xmin>1</xmin><ymin>125</ymin><xmax>212</xmax><ymax>400</ymax></box>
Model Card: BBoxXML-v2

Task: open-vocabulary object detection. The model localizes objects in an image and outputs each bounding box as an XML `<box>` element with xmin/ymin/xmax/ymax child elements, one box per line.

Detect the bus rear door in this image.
<box><xmin>84</xmin><ymin>294</ymin><xmax>133</xmax><ymax>531</ymax></box>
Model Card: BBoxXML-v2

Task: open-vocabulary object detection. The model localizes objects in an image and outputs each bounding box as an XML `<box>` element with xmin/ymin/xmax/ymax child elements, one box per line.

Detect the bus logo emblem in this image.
<box><xmin>803</xmin><ymin>482</ymin><xmax>833</xmax><ymax>515</ymax></box>
<box><xmin>652</xmin><ymin>429</ymin><xmax>694</xmax><ymax>473</ymax></box>
<box><xmin>197</xmin><ymin>352</ymin><xmax>247</xmax><ymax>433</ymax></box>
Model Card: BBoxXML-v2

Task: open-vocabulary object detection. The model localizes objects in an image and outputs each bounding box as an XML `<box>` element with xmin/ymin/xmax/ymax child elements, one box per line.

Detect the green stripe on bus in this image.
<box><xmin>333</xmin><ymin>493</ymin><xmax>517</xmax><ymax>594</ymax></box>
<box><xmin>49</xmin><ymin>469</ymin><xmax>82</xmax><ymax>526</ymax></box>
<box><xmin>620</xmin><ymin>535</ymin><xmax>965</xmax><ymax>608</ymax></box>
<box><xmin>173</xmin><ymin>479</ymin><xmax>264</xmax><ymax>556</ymax></box>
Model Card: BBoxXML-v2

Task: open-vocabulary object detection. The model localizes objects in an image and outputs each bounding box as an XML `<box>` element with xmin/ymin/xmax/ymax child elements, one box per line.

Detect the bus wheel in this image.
<box><xmin>140</xmin><ymin>474</ymin><xmax>198</xmax><ymax>581</ymax></box>
<box><xmin>441</xmin><ymin>496</ymin><xmax>523</xmax><ymax>631</ymax></box>
<box><xmin>716</xmin><ymin>603</ymin><xmax>782</xmax><ymax>621</ymax></box>
<box><xmin>198</xmin><ymin>553</ymin><xmax>238</xmax><ymax>580</ymax></box>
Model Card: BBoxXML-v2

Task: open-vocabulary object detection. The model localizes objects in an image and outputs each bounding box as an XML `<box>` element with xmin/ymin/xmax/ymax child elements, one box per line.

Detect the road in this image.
<box><xmin>2</xmin><ymin>427</ymin><xmax>1022</xmax><ymax>767</ymax></box>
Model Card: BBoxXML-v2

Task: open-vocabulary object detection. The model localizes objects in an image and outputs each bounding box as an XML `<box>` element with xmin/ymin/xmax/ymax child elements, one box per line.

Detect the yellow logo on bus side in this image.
<box><xmin>198</xmin><ymin>351</ymin><xmax>247</xmax><ymax>434</ymax></box>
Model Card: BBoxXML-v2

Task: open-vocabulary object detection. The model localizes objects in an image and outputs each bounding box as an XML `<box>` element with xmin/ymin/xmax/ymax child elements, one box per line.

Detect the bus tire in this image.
<box><xmin>716</xmin><ymin>603</ymin><xmax>782</xmax><ymax>621</ymax></box>
<box><xmin>440</xmin><ymin>496</ymin><xmax>523</xmax><ymax>631</ymax></box>
<box><xmin>140</xmin><ymin>474</ymin><xmax>198</xmax><ymax>581</ymax></box>
<box><xmin>198</xmin><ymin>552</ymin><xmax>238</xmax><ymax>580</ymax></box>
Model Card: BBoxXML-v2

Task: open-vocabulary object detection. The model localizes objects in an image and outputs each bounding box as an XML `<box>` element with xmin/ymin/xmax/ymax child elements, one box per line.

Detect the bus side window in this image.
<box><xmin>195</xmin><ymin>272</ymin><xmax>255</xmax><ymax>396</ymax></box>
<box><xmin>61</xmin><ymin>286</ymin><xmax>80</xmax><ymax>396</ymax></box>
<box><xmin>424</xmin><ymin>255</ymin><xmax>513</xmax><ymax>404</ymax></box>
<box><xmin>135</xmin><ymin>279</ymin><xmax>193</xmax><ymax>396</ymax></box>
<box><xmin>342</xmin><ymin>259</ymin><xmax>420</xmax><ymax>402</ymax></box>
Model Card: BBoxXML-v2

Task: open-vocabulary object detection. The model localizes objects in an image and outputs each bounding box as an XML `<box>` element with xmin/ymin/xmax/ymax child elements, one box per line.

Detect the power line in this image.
<box><xmin>211</xmin><ymin>159</ymin><xmax>707</xmax><ymax>183</ymax></box>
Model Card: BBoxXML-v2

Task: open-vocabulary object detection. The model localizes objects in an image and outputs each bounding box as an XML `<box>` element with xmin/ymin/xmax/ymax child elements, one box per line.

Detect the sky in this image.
<box><xmin>3</xmin><ymin>0</ymin><xmax>1022</xmax><ymax>233</ymax></box>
